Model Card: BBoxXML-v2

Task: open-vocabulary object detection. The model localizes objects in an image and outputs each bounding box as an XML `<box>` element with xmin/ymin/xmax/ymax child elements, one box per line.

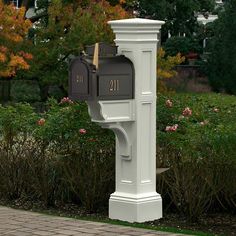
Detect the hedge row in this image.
<box><xmin>0</xmin><ymin>93</ymin><xmax>235</xmax><ymax>221</ymax></box>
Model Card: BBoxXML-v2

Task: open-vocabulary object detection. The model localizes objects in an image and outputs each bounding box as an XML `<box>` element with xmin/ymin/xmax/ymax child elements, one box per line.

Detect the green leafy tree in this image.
<box><xmin>157</xmin><ymin>47</ymin><xmax>185</xmax><ymax>93</ymax></box>
<box><xmin>138</xmin><ymin>0</ymin><xmax>215</xmax><ymax>40</ymax></box>
<box><xmin>18</xmin><ymin>0</ymin><xmax>129</xmax><ymax>101</ymax></box>
<box><xmin>164</xmin><ymin>36</ymin><xmax>202</xmax><ymax>57</ymax></box>
<box><xmin>207</xmin><ymin>0</ymin><xmax>236</xmax><ymax>94</ymax></box>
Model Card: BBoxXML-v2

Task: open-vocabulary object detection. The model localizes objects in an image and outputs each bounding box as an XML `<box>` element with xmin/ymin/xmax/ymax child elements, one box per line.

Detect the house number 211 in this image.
<box><xmin>109</xmin><ymin>79</ymin><xmax>119</xmax><ymax>91</ymax></box>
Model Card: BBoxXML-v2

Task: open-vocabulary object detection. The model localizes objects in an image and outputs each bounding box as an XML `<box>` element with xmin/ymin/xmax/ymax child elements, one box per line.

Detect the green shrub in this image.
<box><xmin>0</xmin><ymin>103</ymin><xmax>38</xmax><ymax>199</ymax></box>
<box><xmin>0</xmin><ymin>94</ymin><xmax>235</xmax><ymax>220</ymax></box>
<box><xmin>164</xmin><ymin>36</ymin><xmax>202</xmax><ymax>57</ymax></box>
<box><xmin>156</xmin><ymin>93</ymin><xmax>236</xmax><ymax>220</ymax></box>
<box><xmin>58</xmin><ymin>149</ymin><xmax>115</xmax><ymax>213</ymax></box>
<box><xmin>207</xmin><ymin>0</ymin><xmax>236</xmax><ymax>94</ymax></box>
<box><xmin>0</xmin><ymin>103</ymin><xmax>37</xmax><ymax>148</ymax></box>
<box><xmin>0</xmin><ymin>99</ymin><xmax>115</xmax><ymax>211</ymax></box>
<box><xmin>11</xmin><ymin>80</ymin><xmax>41</xmax><ymax>103</ymax></box>
<box><xmin>33</xmin><ymin>98</ymin><xmax>115</xmax><ymax>209</ymax></box>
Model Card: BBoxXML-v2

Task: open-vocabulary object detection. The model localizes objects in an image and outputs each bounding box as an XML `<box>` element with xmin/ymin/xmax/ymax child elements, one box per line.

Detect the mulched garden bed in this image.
<box><xmin>154</xmin><ymin>213</ymin><xmax>236</xmax><ymax>236</ymax></box>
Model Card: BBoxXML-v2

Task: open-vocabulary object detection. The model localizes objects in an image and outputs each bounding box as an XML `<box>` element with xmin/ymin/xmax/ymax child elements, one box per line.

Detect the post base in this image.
<box><xmin>109</xmin><ymin>192</ymin><xmax>162</xmax><ymax>223</ymax></box>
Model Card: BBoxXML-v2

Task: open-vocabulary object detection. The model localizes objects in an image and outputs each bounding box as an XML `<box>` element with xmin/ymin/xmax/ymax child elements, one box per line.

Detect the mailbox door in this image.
<box><xmin>69</xmin><ymin>57</ymin><xmax>94</xmax><ymax>101</ymax></box>
<box><xmin>97</xmin><ymin>56</ymin><xmax>134</xmax><ymax>100</ymax></box>
<box><xmin>98</xmin><ymin>74</ymin><xmax>133</xmax><ymax>99</ymax></box>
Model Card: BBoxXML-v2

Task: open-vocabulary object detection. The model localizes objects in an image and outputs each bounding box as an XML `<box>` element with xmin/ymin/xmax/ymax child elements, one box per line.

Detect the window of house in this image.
<box><xmin>10</xmin><ymin>0</ymin><xmax>19</xmax><ymax>8</ymax></box>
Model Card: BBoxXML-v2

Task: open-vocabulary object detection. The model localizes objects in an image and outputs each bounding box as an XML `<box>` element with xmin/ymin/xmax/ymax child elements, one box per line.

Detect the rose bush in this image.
<box><xmin>0</xmin><ymin>100</ymin><xmax>115</xmax><ymax>210</ymax></box>
<box><xmin>156</xmin><ymin>93</ymin><xmax>236</xmax><ymax>220</ymax></box>
<box><xmin>0</xmin><ymin>93</ymin><xmax>235</xmax><ymax>219</ymax></box>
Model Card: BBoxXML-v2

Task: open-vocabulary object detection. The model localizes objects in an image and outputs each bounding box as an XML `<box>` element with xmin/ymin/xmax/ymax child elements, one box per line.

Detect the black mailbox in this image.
<box><xmin>69</xmin><ymin>43</ymin><xmax>134</xmax><ymax>101</ymax></box>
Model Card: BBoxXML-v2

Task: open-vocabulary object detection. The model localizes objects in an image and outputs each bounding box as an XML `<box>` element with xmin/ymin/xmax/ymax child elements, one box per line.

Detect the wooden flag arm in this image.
<box><xmin>93</xmin><ymin>43</ymin><xmax>99</xmax><ymax>69</ymax></box>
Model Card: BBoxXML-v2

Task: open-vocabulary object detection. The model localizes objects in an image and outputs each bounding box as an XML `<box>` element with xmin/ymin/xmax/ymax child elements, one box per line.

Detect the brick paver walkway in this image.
<box><xmin>0</xmin><ymin>206</ymin><xmax>190</xmax><ymax>236</ymax></box>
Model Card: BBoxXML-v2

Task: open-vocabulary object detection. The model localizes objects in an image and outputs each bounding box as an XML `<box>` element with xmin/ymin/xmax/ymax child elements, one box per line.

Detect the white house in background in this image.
<box><xmin>197</xmin><ymin>14</ymin><xmax>218</xmax><ymax>26</ymax></box>
<box><xmin>10</xmin><ymin>0</ymin><xmax>20</xmax><ymax>8</ymax></box>
<box><xmin>166</xmin><ymin>0</ymin><xmax>224</xmax><ymax>39</ymax></box>
<box><xmin>197</xmin><ymin>0</ymin><xmax>224</xmax><ymax>25</ymax></box>
<box><xmin>25</xmin><ymin>2</ymin><xmax>38</xmax><ymax>20</ymax></box>
<box><xmin>197</xmin><ymin>0</ymin><xmax>224</xmax><ymax>48</ymax></box>
<box><xmin>6</xmin><ymin>0</ymin><xmax>38</xmax><ymax>19</ymax></box>
<box><xmin>8</xmin><ymin>0</ymin><xmax>36</xmax><ymax>9</ymax></box>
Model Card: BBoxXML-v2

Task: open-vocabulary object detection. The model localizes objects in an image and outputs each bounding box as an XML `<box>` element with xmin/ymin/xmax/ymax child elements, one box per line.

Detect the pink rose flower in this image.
<box><xmin>60</xmin><ymin>97</ymin><xmax>73</xmax><ymax>104</ymax></box>
<box><xmin>182</xmin><ymin>107</ymin><xmax>192</xmax><ymax>117</ymax></box>
<box><xmin>79</xmin><ymin>129</ymin><xmax>87</xmax><ymax>134</ymax></box>
<box><xmin>165</xmin><ymin>124</ymin><xmax>178</xmax><ymax>132</ymax></box>
<box><xmin>165</xmin><ymin>99</ymin><xmax>173</xmax><ymax>108</ymax></box>
<box><xmin>37</xmin><ymin>118</ymin><xmax>45</xmax><ymax>126</ymax></box>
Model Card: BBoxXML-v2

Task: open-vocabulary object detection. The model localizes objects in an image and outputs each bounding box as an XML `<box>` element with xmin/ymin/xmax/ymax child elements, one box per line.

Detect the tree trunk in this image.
<box><xmin>22</xmin><ymin>0</ymin><xmax>31</xmax><ymax>11</ymax></box>
<box><xmin>39</xmin><ymin>83</ymin><xmax>49</xmax><ymax>102</ymax></box>
<box><xmin>0</xmin><ymin>79</ymin><xmax>11</xmax><ymax>104</ymax></box>
<box><xmin>59</xmin><ymin>85</ymin><xmax>68</xmax><ymax>98</ymax></box>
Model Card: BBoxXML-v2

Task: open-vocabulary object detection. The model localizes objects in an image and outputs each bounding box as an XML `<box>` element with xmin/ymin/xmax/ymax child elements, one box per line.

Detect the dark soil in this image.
<box><xmin>0</xmin><ymin>199</ymin><xmax>235</xmax><ymax>236</ymax></box>
<box><xmin>153</xmin><ymin>213</ymin><xmax>236</xmax><ymax>236</ymax></box>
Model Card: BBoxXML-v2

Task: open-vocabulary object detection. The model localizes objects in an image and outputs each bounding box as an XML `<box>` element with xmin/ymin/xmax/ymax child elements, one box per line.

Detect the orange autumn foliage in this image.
<box><xmin>0</xmin><ymin>53</ymin><xmax>6</xmax><ymax>63</ymax></box>
<box><xmin>0</xmin><ymin>0</ymin><xmax>32</xmax><ymax>77</ymax></box>
<box><xmin>9</xmin><ymin>55</ymin><xmax>30</xmax><ymax>70</ymax></box>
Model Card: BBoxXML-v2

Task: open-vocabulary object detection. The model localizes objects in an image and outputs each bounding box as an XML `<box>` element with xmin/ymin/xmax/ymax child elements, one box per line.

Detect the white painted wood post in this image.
<box><xmin>107</xmin><ymin>18</ymin><xmax>165</xmax><ymax>223</ymax></box>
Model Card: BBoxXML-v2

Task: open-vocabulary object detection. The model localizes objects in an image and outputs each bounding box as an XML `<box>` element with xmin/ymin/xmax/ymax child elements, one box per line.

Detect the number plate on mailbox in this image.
<box><xmin>69</xmin><ymin>59</ymin><xmax>93</xmax><ymax>101</ymax></box>
<box><xmin>98</xmin><ymin>75</ymin><xmax>133</xmax><ymax>100</ymax></box>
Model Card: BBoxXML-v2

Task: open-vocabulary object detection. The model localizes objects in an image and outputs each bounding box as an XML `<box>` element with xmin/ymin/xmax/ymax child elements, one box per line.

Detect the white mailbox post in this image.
<box><xmin>86</xmin><ymin>18</ymin><xmax>164</xmax><ymax>223</ymax></box>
